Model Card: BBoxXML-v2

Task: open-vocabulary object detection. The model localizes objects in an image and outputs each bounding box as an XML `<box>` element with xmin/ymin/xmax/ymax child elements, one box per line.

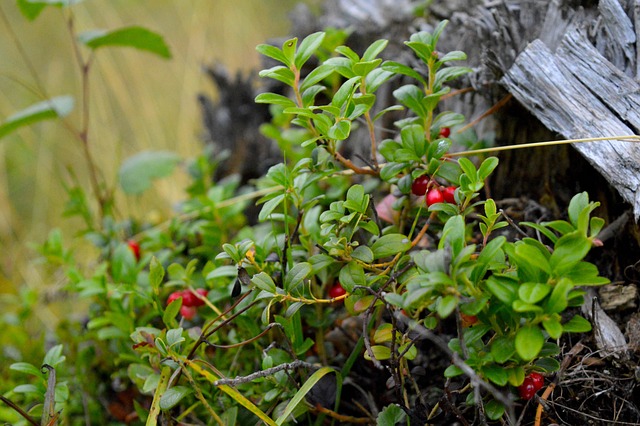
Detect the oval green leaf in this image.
<box><xmin>515</xmin><ymin>326</ymin><xmax>544</xmax><ymax>361</ymax></box>
<box><xmin>0</xmin><ymin>95</ymin><xmax>74</xmax><ymax>140</ymax></box>
<box><xmin>78</xmin><ymin>26</ymin><xmax>171</xmax><ymax>58</ymax></box>
<box><xmin>371</xmin><ymin>234</ymin><xmax>411</xmax><ymax>259</ymax></box>
<box><xmin>119</xmin><ymin>150</ymin><xmax>180</xmax><ymax>195</ymax></box>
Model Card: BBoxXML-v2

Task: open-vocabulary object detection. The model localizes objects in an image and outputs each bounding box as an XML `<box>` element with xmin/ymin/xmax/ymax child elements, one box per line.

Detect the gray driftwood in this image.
<box><xmin>502</xmin><ymin>24</ymin><xmax>640</xmax><ymax>220</ymax></box>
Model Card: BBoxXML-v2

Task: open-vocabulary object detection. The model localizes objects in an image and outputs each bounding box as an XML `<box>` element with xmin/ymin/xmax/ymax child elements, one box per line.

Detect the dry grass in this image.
<box><xmin>0</xmin><ymin>1</ymin><xmax>299</xmax><ymax>292</ymax></box>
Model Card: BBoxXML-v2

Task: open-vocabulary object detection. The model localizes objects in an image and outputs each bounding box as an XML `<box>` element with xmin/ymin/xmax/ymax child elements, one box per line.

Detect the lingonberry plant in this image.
<box><xmin>1</xmin><ymin>11</ymin><xmax>611</xmax><ymax>426</ymax></box>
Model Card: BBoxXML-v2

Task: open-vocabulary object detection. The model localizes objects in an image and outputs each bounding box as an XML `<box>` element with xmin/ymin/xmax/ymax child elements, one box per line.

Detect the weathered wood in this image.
<box><xmin>501</xmin><ymin>29</ymin><xmax>640</xmax><ymax>219</ymax></box>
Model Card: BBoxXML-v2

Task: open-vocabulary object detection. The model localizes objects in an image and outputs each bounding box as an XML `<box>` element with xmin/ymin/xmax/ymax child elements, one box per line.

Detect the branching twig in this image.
<box><xmin>213</xmin><ymin>360</ymin><xmax>319</xmax><ymax>387</ymax></box>
<box><xmin>395</xmin><ymin>312</ymin><xmax>516</xmax><ymax>425</ymax></box>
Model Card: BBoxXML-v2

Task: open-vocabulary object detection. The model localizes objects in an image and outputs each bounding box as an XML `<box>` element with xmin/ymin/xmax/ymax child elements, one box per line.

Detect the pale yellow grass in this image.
<box><xmin>0</xmin><ymin>1</ymin><xmax>299</xmax><ymax>296</ymax></box>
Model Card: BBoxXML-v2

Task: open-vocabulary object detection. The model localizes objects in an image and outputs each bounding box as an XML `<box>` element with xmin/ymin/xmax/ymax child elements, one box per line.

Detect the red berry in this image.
<box><xmin>167</xmin><ymin>291</ymin><xmax>183</xmax><ymax>306</ymax></box>
<box><xmin>518</xmin><ymin>377</ymin><xmax>537</xmax><ymax>400</ymax></box>
<box><xmin>425</xmin><ymin>188</ymin><xmax>444</xmax><ymax>206</ymax></box>
<box><xmin>190</xmin><ymin>289</ymin><xmax>209</xmax><ymax>307</ymax></box>
<box><xmin>328</xmin><ymin>282</ymin><xmax>347</xmax><ymax>299</ymax></box>
<box><xmin>529</xmin><ymin>372</ymin><xmax>544</xmax><ymax>390</ymax></box>
<box><xmin>411</xmin><ymin>175</ymin><xmax>430</xmax><ymax>196</ymax></box>
<box><xmin>460</xmin><ymin>313</ymin><xmax>478</xmax><ymax>327</ymax></box>
<box><xmin>127</xmin><ymin>240</ymin><xmax>141</xmax><ymax>261</ymax></box>
<box><xmin>442</xmin><ymin>186</ymin><xmax>457</xmax><ymax>204</ymax></box>
<box><xmin>180</xmin><ymin>290</ymin><xmax>198</xmax><ymax>307</ymax></box>
<box><xmin>180</xmin><ymin>305</ymin><xmax>197</xmax><ymax>320</ymax></box>
<box><xmin>439</xmin><ymin>127</ymin><xmax>451</xmax><ymax>138</ymax></box>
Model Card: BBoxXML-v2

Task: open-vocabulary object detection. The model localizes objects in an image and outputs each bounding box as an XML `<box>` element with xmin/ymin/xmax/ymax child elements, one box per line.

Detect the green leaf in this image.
<box><xmin>518</xmin><ymin>283</ymin><xmax>551</xmax><ymax>304</ymax></box>
<box><xmin>332</xmin><ymin>76</ymin><xmax>360</xmax><ymax>109</ymax></box>
<box><xmin>376</xmin><ymin>403</ymin><xmax>407</xmax><ymax>426</ymax></box>
<box><xmin>562</xmin><ymin>315</ymin><xmax>592</xmax><ymax>333</ymax></box>
<box><xmin>549</xmin><ymin>231</ymin><xmax>591</xmax><ymax>273</ymax></box>
<box><xmin>401</xmin><ymin>124</ymin><xmax>427</xmax><ymax>158</ymax></box>
<box><xmin>119</xmin><ymin>151</ymin><xmax>180</xmax><ymax>195</ymax></box>
<box><xmin>0</xmin><ymin>95</ymin><xmax>74</xmax><ymax>140</ymax></box>
<box><xmin>485</xmin><ymin>275</ymin><xmax>519</xmax><ymax>304</ymax></box>
<box><xmin>478</xmin><ymin>157</ymin><xmax>499</xmax><ymax>180</ymax></box>
<box><xmin>544</xmin><ymin>278</ymin><xmax>572</xmax><ymax>314</ymax></box>
<box><xmin>439</xmin><ymin>215</ymin><xmax>465</xmax><ymax>257</ymax></box>
<box><xmin>542</xmin><ymin>317</ymin><xmax>563</xmax><ymax>339</ymax></box>
<box><xmin>439</xmin><ymin>50</ymin><xmax>467</xmax><ymax>62</ymax></box>
<box><xmin>371</xmin><ymin>234</ymin><xmax>412</xmax><ymax>259</ymax></box>
<box><xmin>256</xmin><ymin>43</ymin><xmax>288</xmax><ymax>64</ymax></box>
<box><xmin>490</xmin><ymin>336</ymin><xmax>515</xmax><ymax>363</ymax></box>
<box><xmin>13</xmin><ymin>384</ymin><xmax>42</xmax><ymax>395</ymax></box>
<box><xmin>444</xmin><ymin>364</ymin><xmax>463</xmax><ymax>377</ymax></box>
<box><xmin>483</xmin><ymin>364</ymin><xmax>509</xmax><ymax>386</ymax></box>
<box><xmin>457</xmin><ymin>157</ymin><xmax>477</xmax><ymax>180</ymax></box>
<box><xmin>163</xmin><ymin>298</ymin><xmax>181</xmax><ymax>327</ymax></box>
<box><xmin>364</xmin><ymin>345</ymin><xmax>391</xmax><ymax>361</ymax></box>
<box><xmin>159</xmin><ymin>386</ymin><xmax>192</xmax><ymax>410</ymax></box>
<box><xmin>351</xmin><ymin>246</ymin><xmax>374</xmax><ymax>263</ymax></box>
<box><xmin>338</xmin><ymin>261</ymin><xmax>366</xmax><ymax>292</ymax></box>
<box><xmin>149</xmin><ymin>257</ymin><xmax>164</xmax><ymax>291</ymax></box>
<box><xmin>259</xmin><ymin>66</ymin><xmax>296</xmax><ymax>86</ymax></box>
<box><xmin>309</xmin><ymin>254</ymin><xmax>336</xmax><ymax>273</ymax></box>
<box><xmin>255</xmin><ymin>92</ymin><xmax>297</xmax><ymax>108</ymax></box>
<box><xmin>252</xmin><ymin>272</ymin><xmax>277</xmax><ymax>294</ymax></box>
<box><xmin>284</xmin><ymin>262</ymin><xmax>311</xmax><ymax>292</ymax></box>
<box><xmin>78</xmin><ymin>26</ymin><xmax>171</xmax><ymax>58</ymax></box>
<box><xmin>353</xmin><ymin>59</ymin><xmax>382</xmax><ymax>77</ymax></box>
<box><xmin>515</xmin><ymin>326</ymin><xmax>544</xmax><ymax>361</ymax></box>
<box><xmin>393</xmin><ymin>85</ymin><xmax>428</xmax><ymax>118</ymax></box>
<box><xmin>294</xmin><ymin>32</ymin><xmax>325</xmax><ymax>69</ymax></box>
<box><xmin>43</xmin><ymin>344</ymin><xmax>66</xmax><ymax>367</ymax></box>
<box><xmin>485</xmin><ymin>399</ymin><xmax>505</xmax><ymax>421</ymax></box>
<box><xmin>258</xmin><ymin>194</ymin><xmax>285</xmax><ymax>221</ymax></box>
<box><xmin>535</xmin><ymin>357</ymin><xmax>561</xmax><ymax>372</ymax></box>
<box><xmin>568</xmin><ymin>192</ymin><xmax>589</xmax><ymax>229</ymax></box>
<box><xmin>10</xmin><ymin>362</ymin><xmax>42</xmax><ymax>377</ymax></box>
<box><xmin>437</xmin><ymin>295</ymin><xmax>457</xmax><ymax>318</ymax></box>
<box><xmin>282</xmin><ymin>37</ymin><xmax>298</xmax><ymax>67</ymax></box>
<box><xmin>383</xmin><ymin>63</ymin><xmax>425</xmax><ymax>89</ymax></box>
<box><xmin>17</xmin><ymin>0</ymin><xmax>47</xmax><ymax>20</ymax></box>
<box><xmin>327</xmin><ymin>120</ymin><xmax>352</xmax><ymax>140</ymax></box>
<box><xmin>275</xmin><ymin>367</ymin><xmax>337</xmax><ymax>425</ymax></box>
<box><xmin>300</xmin><ymin>64</ymin><xmax>335</xmax><ymax>91</ymax></box>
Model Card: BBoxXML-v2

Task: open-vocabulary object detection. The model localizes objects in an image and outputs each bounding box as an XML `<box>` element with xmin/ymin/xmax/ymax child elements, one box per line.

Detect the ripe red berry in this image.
<box><xmin>127</xmin><ymin>240</ymin><xmax>141</xmax><ymax>261</ymax></box>
<box><xmin>328</xmin><ymin>282</ymin><xmax>347</xmax><ymax>299</ymax></box>
<box><xmin>180</xmin><ymin>305</ymin><xmax>197</xmax><ymax>320</ymax></box>
<box><xmin>439</xmin><ymin>127</ymin><xmax>451</xmax><ymax>138</ymax></box>
<box><xmin>411</xmin><ymin>175</ymin><xmax>430</xmax><ymax>196</ymax></box>
<box><xmin>425</xmin><ymin>188</ymin><xmax>444</xmax><ymax>206</ymax></box>
<box><xmin>528</xmin><ymin>372</ymin><xmax>544</xmax><ymax>390</ymax></box>
<box><xmin>518</xmin><ymin>377</ymin><xmax>537</xmax><ymax>400</ymax></box>
<box><xmin>442</xmin><ymin>186</ymin><xmax>457</xmax><ymax>204</ymax></box>
<box><xmin>190</xmin><ymin>289</ymin><xmax>209</xmax><ymax>307</ymax></box>
<box><xmin>167</xmin><ymin>291</ymin><xmax>183</xmax><ymax>306</ymax></box>
<box><xmin>180</xmin><ymin>291</ymin><xmax>198</xmax><ymax>307</ymax></box>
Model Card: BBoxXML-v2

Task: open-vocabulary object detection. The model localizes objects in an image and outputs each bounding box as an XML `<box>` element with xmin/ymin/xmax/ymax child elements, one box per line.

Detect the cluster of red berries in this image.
<box><xmin>411</xmin><ymin>175</ymin><xmax>457</xmax><ymax>206</ymax></box>
<box><xmin>167</xmin><ymin>289</ymin><xmax>209</xmax><ymax>320</ymax></box>
<box><xmin>518</xmin><ymin>372</ymin><xmax>544</xmax><ymax>400</ymax></box>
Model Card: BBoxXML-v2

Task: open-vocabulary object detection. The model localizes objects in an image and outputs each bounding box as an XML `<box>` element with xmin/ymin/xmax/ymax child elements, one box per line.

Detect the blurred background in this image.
<box><xmin>0</xmin><ymin>1</ymin><xmax>312</xmax><ymax>294</ymax></box>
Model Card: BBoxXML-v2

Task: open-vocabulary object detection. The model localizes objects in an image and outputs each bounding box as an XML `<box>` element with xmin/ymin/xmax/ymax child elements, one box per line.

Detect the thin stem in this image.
<box><xmin>65</xmin><ymin>9</ymin><xmax>107</xmax><ymax>219</ymax></box>
<box><xmin>0</xmin><ymin>396</ymin><xmax>39</xmax><ymax>426</ymax></box>
<box><xmin>456</xmin><ymin>93</ymin><xmax>512</xmax><ymax>134</ymax></box>
<box><xmin>448</xmin><ymin>135</ymin><xmax>640</xmax><ymax>157</ymax></box>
